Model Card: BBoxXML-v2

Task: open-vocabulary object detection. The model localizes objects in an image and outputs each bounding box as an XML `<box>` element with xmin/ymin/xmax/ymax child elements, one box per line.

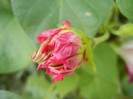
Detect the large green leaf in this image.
<box><xmin>0</xmin><ymin>0</ymin><xmax>36</xmax><ymax>73</ymax></box>
<box><xmin>79</xmin><ymin>43</ymin><xmax>119</xmax><ymax>99</ymax></box>
<box><xmin>0</xmin><ymin>90</ymin><xmax>20</xmax><ymax>99</ymax></box>
<box><xmin>24</xmin><ymin>75</ymin><xmax>50</xmax><ymax>99</ymax></box>
<box><xmin>116</xmin><ymin>0</ymin><xmax>133</xmax><ymax>22</ymax></box>
<box><xmin>55</xmin><ymin>74</ymin><xmax>78</xmax><ymax>98</ymax></box>
<box><xmin>11</xmin><ymin>0</ymin><xmax>113</xmax><ymax>38</ymax></box>
<box><xmin>0</xmin><ymin>0</ymin><xmax>13</xmax><ymax>30</ymax></box>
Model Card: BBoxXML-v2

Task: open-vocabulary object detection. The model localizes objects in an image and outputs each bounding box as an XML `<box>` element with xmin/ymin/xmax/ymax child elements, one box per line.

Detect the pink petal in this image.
<box><xmin>71</xmin><ymin>43</ymin><xmax>80</xmax><ymax>55</ymax></box>
<box><xmin>41</xmin><ymin>44</ymin><xmax>48</xmax><ymax>55</ymax></box>
<box><xmin>37</xmin><ymin>29</ymin><xmax>56</xmax><ymax>44</ymax></box>
<box><xmin>62</xmin><ymin>71</ymin><xmax>74</xmax><ymax>76</ymax></box>
<box><xmin>37</xmin><ymin>28</ymin><xmax>66</xmax><ymax>44</ymax></box>
<box><xmin>51</xmin><ymin>32</ymin><xmax>80</xmax><ymax>59</ymax></box>
<box><xmin>47</xmin><ymin>57</ymin><xmax>65</xmax><ymax>65</ymax></box>
<box><xmin>62</xmin><ymin>21</ymin><xmax>71</xmax><ymax>28</ymax></box>
<box><xmin>46</xmin><ymin>68</ymin><xmax>58</xmax><ymax>75</ymax></box>
<box><xmin>37</xmin><ymin>64</ymin><xmax>42</xmax><ymax>70</ymax></box>
<box><xmin>64</xmin><ymin>55</ymin><xmax>82</xmax><ymax>70</ymax></box>
<box><xmin>52</xmin><ymin>74</ymin><xmax>63</xmax><ymax>83</ymax></box>
<box><xmin>37</xmin><ymin>64</ymin><xmax>47</xmax><ymax>70</ymax></box>
<box><xmin>52</xmin><ymin>44</ymin><xmax>72</xmax><ymax>60</ymax></box>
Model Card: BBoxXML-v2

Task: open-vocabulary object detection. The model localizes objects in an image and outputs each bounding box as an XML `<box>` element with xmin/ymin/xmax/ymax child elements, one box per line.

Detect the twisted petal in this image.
<box><xmin>64</xmin><ymin>55</ymin><xmax>82</xmax><ymax>70</ymax></box>
<box><xmin>51</xmin><ymin>32</ymin><xmax>81</xmax><ymax>59</ymax></box>
<box><xmin>37</xmin><ymin>27</ymin><xmax>66</xmax><ymax>44</ymax></box>
<box><xmin>37</xmin><ymin>29</ymin><xmax>56</xmax><ymax>44</ymax></box>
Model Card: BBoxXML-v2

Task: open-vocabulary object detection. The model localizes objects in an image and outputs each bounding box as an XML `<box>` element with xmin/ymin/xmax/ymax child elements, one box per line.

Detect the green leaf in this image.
<box><xmin>0</xmin><ymin>0</ymin><xmax>36</xmax><ymax>73</ymax></box>
<box><xmin>116</xmin><ymin>0</ymin><xmax>133</xmax><ymax>22</ymax></box>
<box><xmin>0</xmin><ymin>90</ymin><xmax>21</xmax><ymax>99</ymax></box>
<box><xmin>24</xmin><ymin>75</ymin><xmax>51</xmax><ymax>99</ymax></box>
<box><xmin>11</xmin><ymin>0</ymin><xmax>113</xmax><ymax>37</ymax></box>
<box><xmin>55</xmin><ymin>74</ymin><xmax>78</xmax><ymax>98</ymax></box>
<box><xmin>79</xmin><ymin>43</ymin><xmax>119</xmax><ymax>99</ymax></box>
<box><xmin>48</xmin><ymin>90</ymin><xmax>58</xmax><ymax>99</ymax></box>
<box><xmin>0</xmin><ymin>0</ymin><xmax>13</xmax><ymax>30</ymax></box>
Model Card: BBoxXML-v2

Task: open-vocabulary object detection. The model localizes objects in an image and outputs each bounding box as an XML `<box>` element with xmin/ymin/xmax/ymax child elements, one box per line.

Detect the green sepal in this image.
<box><xmin>70</xmin><ymin>28</ymin><xmax>96</xmax><ymax>72</ymax></box>
<box><xmin>81</xmin><ymin>31</ymin><xmax>96</xmax><ymax>72</ymax></box>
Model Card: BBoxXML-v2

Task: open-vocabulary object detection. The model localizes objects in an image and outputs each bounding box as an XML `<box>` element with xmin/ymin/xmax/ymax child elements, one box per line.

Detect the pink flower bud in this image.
<box><xmin>30</xmin><ymin>21</ymin><xmax>87</xmax><ymax>83</ymax></box>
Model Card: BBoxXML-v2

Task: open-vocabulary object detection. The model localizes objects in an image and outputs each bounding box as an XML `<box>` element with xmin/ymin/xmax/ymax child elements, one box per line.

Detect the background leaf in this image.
<box><xmin>0</xmin><ymin>0</ymin><xmax>36</xmax><ymax>73</ymax></box>
<box><xmin>79</xmin><ymin>43</ymin><xmax>119</xmax><ymax>99</ymax></box>
<box><xmin>0</xmin><ymin>90</ymin><xmax>21</xmax><ymax>99</ymax></box>
<box><xmin>11</xmin><ymin>0</ymin><xmax>113</xmax><ymax>38</ymax></box>
<box><xmin>55</xmin><ymin>74</ymin><xmax>78</xmax><ymax>98</ymax></box>
<box><xmin>122</xmin><ymin>76</ymin><xmax>133</xmax><ymax>99</ymax></box>
<box><xmin>116</xmin><ymin>0</ymin><xmax>133</xmax><ymax>22</ymax></box>
<box><xmin>23</xmin><ymin>74</ymin><xmax>51</xmax><ymax>99</ymax></box>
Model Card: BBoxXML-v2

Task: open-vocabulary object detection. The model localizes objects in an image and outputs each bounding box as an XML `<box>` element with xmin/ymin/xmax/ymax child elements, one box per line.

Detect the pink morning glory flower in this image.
<box><xmin>116</xmin><ymin>41</ymin><xmax>133</xmax><ymax>83</ymax></box>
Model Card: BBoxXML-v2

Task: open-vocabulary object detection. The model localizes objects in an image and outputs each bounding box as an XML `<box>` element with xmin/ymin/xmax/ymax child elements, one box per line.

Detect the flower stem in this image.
<box><xmin>44</xmin><ymin>83</ymin><xmax>55</xmax><ymax>99</ymax></box>
<box><xmin>94</xmin><ymin>30</ymin><xmax>110</xmax><ymax>46</ymax></box>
